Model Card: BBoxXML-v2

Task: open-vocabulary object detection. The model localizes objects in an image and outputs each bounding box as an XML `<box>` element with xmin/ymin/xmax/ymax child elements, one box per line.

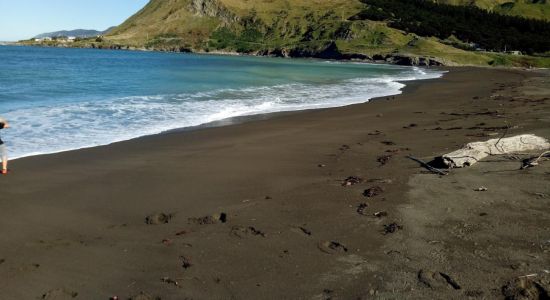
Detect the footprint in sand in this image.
<box><xmin>377</xmin><ymin>154</ymin><xmax>393</xmax><ymax>166</ymax></box>
<box><xmin>180</xmin><ymin>255</ymin><xmax>192</xmax><ymax>269</ymax></box>
<box><xmin>145</xmin><ymin>213</ymin><xmax>172</xmax><ymax>225</ymax></box>
<box><xmin>373</xmin><ymin>211</ymin><xmax>388</xmax><ymax>218</ymax></box>
<box><xmin>291</xmin><ymin>226</ymin><xmax>312</xmax><ymax>236</ymax></box>
<box><xmin>417</xmin><ymin>269</ymin><xmax>461</xmax><ymax>290</ymax></box>
<box><xmin>342</xmin><ymin>176</ymin><xmax>363</xmax><ymax>187</ymax></box>
<box><xmin>339</xmin><ymin>144</ymin><xmax>351</xmax><ymax>151</ymax></box>
<box><xmin>41</xmin><ymin>288</ymin><xmax>78</xmax><ymax>299</ymax></box>
<box><xmin>317</xmin><ymin>241</ymin><xmax>348</xmax><ymax>254</ymax></box>
<box><xmin>188</xmin><ymin>213</ymin><xmax>227</xmax><ymax>225</ymax></box>
<box><xmin>363</xmin><ymin>186</ymin><xmax>384</xmax><ymax>198</ymax></box>
<box><xmin>383</xmin><ymin>223</ymin><xmax>403</xmax><ymax>235</ymax></box>
<box><xmin>502</xmin><ymin>276</ymin><xmax>550</xmax><ymax>300</ymax></box>
<box><xmin>357</xmin><ymin>203</ymin><xmax>368</xmax><ymax>216</ymax></box>
<box><xmin>230</xmin><ymin>226</ymin><xmax>266</xmax><ymax>238</ymax></box>
<box><xmin>129</xmin><ymin>292</ymin><xmax>161</xmax><ymax>300</ymax></box>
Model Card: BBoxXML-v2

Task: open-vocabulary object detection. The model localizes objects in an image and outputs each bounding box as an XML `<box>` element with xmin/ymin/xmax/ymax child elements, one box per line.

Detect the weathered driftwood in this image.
<box><xmin>442</xmin><ymin>134</ymin><xmax>550</xmax><ymax>168</ymax></box>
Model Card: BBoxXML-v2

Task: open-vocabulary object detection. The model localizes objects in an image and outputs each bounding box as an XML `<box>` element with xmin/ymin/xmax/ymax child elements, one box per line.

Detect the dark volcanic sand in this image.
<box><xmin>0</xmin><ymin>68</ymin><xmax>549</xmax><ymax>299</ymax></box>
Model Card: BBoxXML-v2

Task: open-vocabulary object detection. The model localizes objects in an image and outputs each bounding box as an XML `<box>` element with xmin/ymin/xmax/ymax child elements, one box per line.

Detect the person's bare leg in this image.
<box><xmin>1</xmin><ymin>145</ymin><xmax>7</xmax><ymax>173</ymax></box>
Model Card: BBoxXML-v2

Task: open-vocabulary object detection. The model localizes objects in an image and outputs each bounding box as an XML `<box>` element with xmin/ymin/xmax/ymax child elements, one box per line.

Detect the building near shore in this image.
<box><xmin>34</xmin><ymin>37</ymin><xmax>52</xmax><ymax>42</ymax></box>
<box><xmin>507</xmin><ymin>50</ymin><xmax>522</xmax><ymax>55</ymax></box>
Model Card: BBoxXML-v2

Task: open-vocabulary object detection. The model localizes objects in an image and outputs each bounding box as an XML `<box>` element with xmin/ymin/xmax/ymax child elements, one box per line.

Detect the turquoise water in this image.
<box><xmin>0</xmin><ymin>46</ymin><xmax>443</xmax><ymax>159</ymax></box>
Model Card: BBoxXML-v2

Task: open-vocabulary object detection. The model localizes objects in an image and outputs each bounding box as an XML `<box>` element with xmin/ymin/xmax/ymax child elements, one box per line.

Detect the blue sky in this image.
<box><xmin>0</xmin><ymin>0</ymin><xmax>149</xmax><ymax>41</ymax></box>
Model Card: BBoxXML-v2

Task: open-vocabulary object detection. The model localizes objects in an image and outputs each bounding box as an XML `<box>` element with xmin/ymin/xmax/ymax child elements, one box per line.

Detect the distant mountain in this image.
<box><xmin>434</xmin><ymin>0</ymin><xmax>550</xmax><ymax>21</ymax></box>
<box><xmin>34</xmin><ymin>27</ymin><xmax>115</xmax><ymax>39</ymax></box>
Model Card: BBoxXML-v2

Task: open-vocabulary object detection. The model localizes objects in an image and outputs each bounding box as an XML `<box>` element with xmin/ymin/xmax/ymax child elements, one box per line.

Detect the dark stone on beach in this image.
<box><xmin>145</xmin><ymin>213</ymin><xmax>172</xmax><ymax>225</ymax></box>
<box><xmin>383</xmin><ymin>222</ymin><xmax>402</xmax><ymax>234</ymax></box>
<box><xmin>357</xmin><ymin>203</ymin><xmax>368</xmax><ymax>215</ymax></box>
<box><xmin>381</xmin><ymin>141</ymin><xmax>396</xmax><ymax>146</ymax></box>
<box><xmin>363</xmin><ymin>186</ymin><xmax>384</xmax><ymax>197</ymax></box>
<box><xmin>377</xmin><ymin>155</ymin><xmax>393</xmax><ymax>166</ymax></box>
<box><xmin>180</xmin><ymin>255</ymin><xmax>192</xmax><ymax>269</ymax></box>
<box><xmin>342</xmin><ymin>176</ymin><xmax>363</xmax><ymax>186</ymax></box>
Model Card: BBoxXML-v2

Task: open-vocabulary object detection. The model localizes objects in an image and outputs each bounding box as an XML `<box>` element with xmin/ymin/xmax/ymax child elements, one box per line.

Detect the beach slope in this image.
<box><xmin>0</xmin><ymin>68</ymin><xmax>549</xmax><ymax>299</ymax></box>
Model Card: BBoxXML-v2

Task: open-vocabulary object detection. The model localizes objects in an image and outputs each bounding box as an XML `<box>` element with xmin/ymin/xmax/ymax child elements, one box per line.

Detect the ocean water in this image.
<box><xmin>0</xmin><ymin>46</ymin><xmax>444</xmax><ymax>159</ymax></box>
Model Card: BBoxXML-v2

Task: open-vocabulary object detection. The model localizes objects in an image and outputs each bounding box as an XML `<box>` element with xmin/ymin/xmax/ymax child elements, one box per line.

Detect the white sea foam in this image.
<box><xmin>5</xmin><ymin>67</ymin><xmax>444</xmax><ymax>159</ymax></box>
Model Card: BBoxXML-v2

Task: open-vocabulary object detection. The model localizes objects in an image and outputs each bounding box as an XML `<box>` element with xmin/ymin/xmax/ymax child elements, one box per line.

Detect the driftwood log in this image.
<box><xmin>441</xmin><ymin>134</ymin><xmax>550</xmax><ymax>168</ymax></box>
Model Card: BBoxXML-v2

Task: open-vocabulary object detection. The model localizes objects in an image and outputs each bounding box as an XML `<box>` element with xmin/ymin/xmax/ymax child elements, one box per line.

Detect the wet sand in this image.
<box><xmin>0</xmin><ymin>67</ymin><xmax>549</xmax><ymax>299</ymax></box>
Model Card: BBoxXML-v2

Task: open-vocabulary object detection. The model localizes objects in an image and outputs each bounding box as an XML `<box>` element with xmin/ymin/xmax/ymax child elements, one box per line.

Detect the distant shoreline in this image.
<box><xmin>9</xmin><ymin>41</ymin><xmax>448</xmax><ymax>67</ymax></box>
<box><xmin>11</xmin><ymin>41</ymin><xmax>550</xmax><ymax>70</ymax></box>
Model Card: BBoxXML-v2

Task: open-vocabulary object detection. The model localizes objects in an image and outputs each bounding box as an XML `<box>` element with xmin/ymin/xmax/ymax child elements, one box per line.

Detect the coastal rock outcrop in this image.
<box><xmin>188</xmin><ymin>0</ymin><xmax>238</xmax><ymax>24</ymax></box>
<box><xmin>384</xmin><ymin>54</ymin><xmax>444</xmax><ymax>66</ymax></box>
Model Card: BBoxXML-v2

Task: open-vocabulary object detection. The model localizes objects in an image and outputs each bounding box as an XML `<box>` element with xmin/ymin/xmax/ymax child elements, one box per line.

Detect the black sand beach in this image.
<box><xmin>0</xmin><ymin>68</ymin><xmax>549</xmax><ymax>299</ymax></box>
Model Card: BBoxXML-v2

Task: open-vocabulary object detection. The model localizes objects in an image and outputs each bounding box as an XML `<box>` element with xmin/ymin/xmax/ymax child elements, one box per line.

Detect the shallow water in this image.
<box><xmin>0</xmin><ymin>46</ymin><xmax>443</xmax><ymax>159</ymax></box>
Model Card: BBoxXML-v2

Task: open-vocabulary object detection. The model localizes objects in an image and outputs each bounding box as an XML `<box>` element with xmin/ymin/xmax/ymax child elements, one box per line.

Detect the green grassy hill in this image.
<box><xmin>435</xmin><ymin>0</ymin><xmax>550</xmax><ymax>21</ymax></box>
<box><xmin>26</xmin><ymin>0</ymin><xmax>549</xmax><ymax>67</ymax></box>
<box><xmin>107</xmin><ymin>0</ymin><xmax>368</xmax><ymax>53</ymax></box>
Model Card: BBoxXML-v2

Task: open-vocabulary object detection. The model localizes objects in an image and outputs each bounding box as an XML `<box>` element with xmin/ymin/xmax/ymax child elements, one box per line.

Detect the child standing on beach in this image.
<box><xmin>0</xmin><ymin>117</ymin><xmax>10</xmax><ymax>174</ymax></box>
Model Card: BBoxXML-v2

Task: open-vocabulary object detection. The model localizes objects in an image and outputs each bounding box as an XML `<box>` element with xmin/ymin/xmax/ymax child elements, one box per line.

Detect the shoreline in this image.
<box><xmin>5</xmin><ymin>43</ymin><xmax>448</xmax><ymax>67</ymax></box>
<box><xmin>1</xmin><ymin>67</ymin><xmax>548</xmax><ymax>299</ymax></box>
<box><xmin>6</xmin><ymin>64</ymin><xmax>445</xmax><ymax>161</ymax></box>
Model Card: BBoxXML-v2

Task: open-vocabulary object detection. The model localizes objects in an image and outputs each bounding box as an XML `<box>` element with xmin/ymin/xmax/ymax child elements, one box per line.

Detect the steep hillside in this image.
<box><xmin>434</xmin><ymin>0</ymin><xmax>550</xmax><ymax>20</ymax></box>
<box><xmin>25</xmin><ymin>0</ymin><xmax>535</xmax><ymax>67</ymax></box>
<box><xmin>107</xmin><ymin>0</ymin><xmax>365</xmax><ymax>52</ymax></box>
<box><xmin>105</xmin><ymin>0</ymin><xmax>476</xmax><ymax>65</ymax></box>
